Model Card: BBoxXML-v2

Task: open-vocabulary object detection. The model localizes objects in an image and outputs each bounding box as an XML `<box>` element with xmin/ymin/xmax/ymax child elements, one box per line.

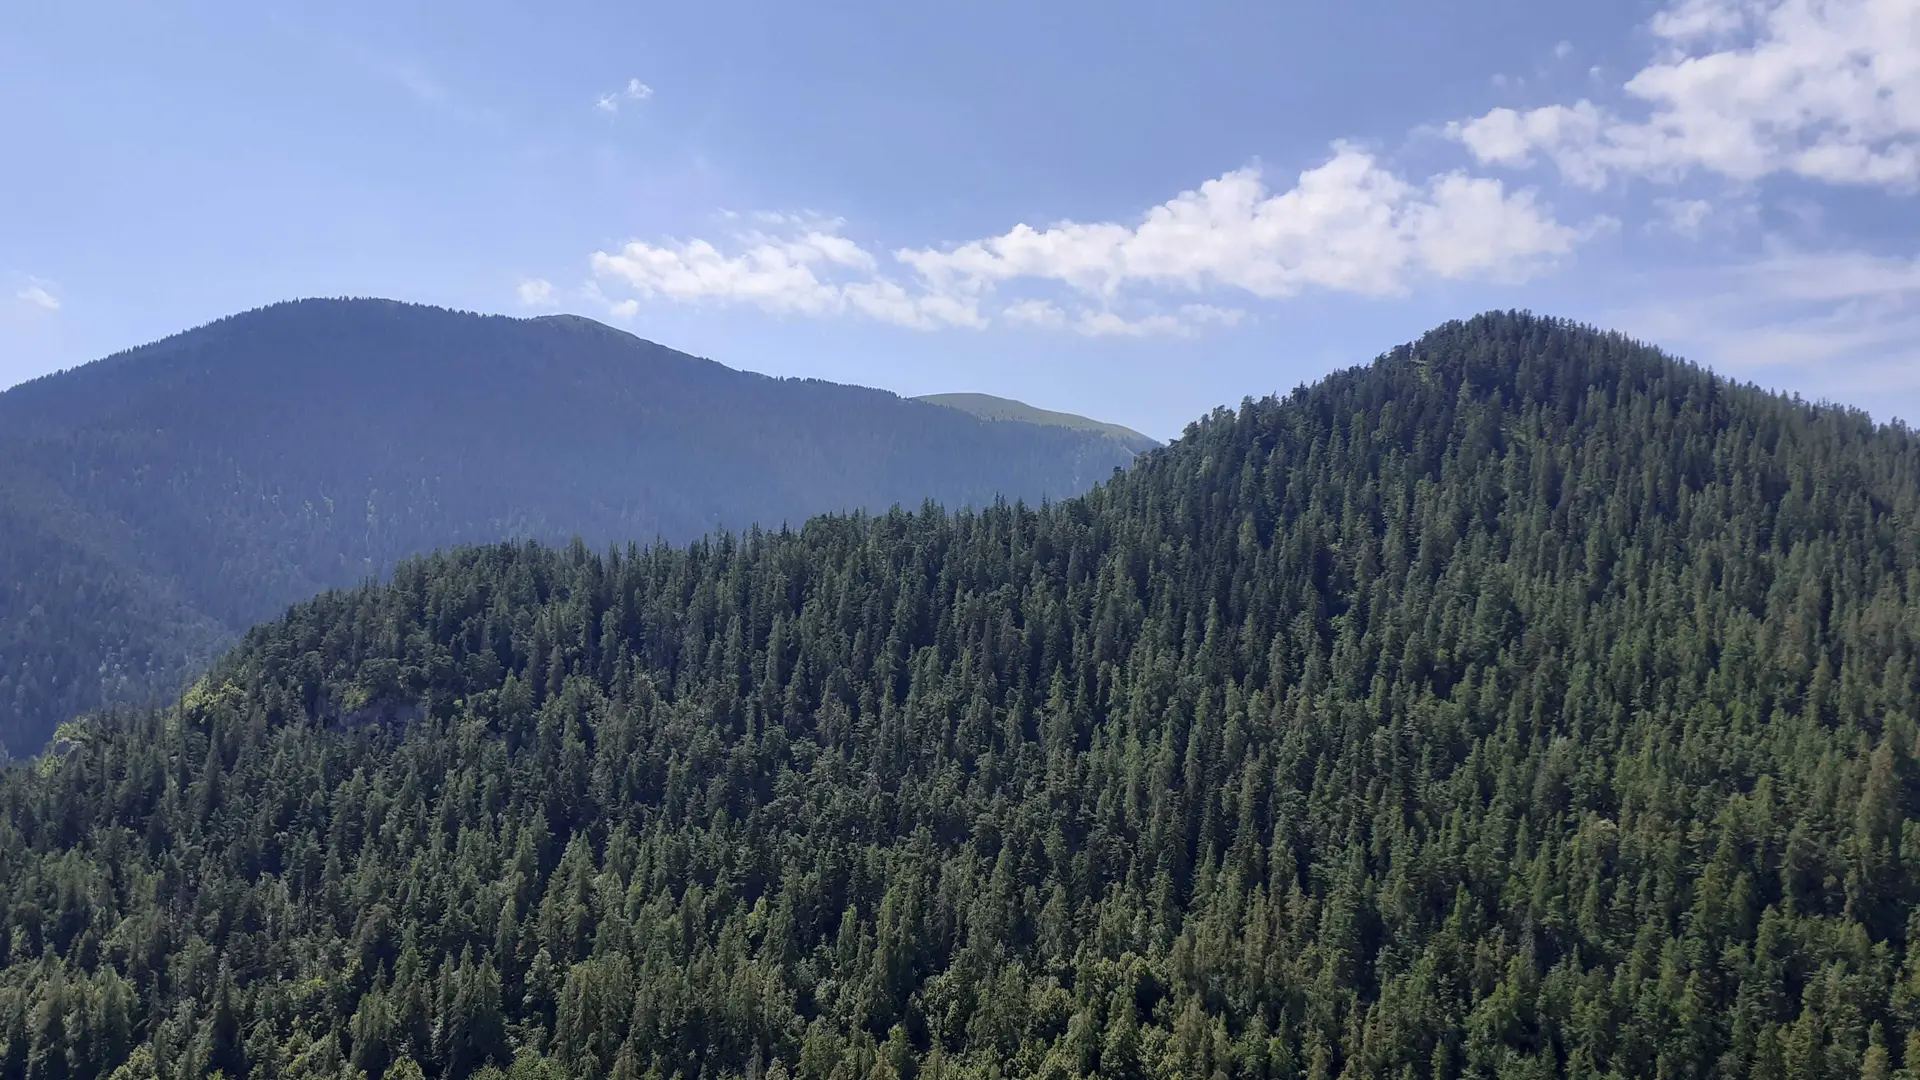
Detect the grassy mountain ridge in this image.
<box><xmin>913</xmin><ymin>393</ymin><xmax>1160</xmax><ymax>453</ymax></box>
<box><xmin>0</xmin><ymin>298</ymin><xmax>1141</xmax><ymax>753</ymax></box>
<box><xmin>7</xmin><ymin>312</ymin><xmax>1920</xmax><ymax>1080</ymax></box>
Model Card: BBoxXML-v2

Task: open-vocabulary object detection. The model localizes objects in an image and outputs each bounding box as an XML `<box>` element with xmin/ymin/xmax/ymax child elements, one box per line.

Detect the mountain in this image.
<box><xmin>914</xmin><ymin>392</ymin><xmax>1161</xmax><ymax>453</ymax></box>
<box><xmin>0</xmin><ymin>298</ymin><xmax>1145</xmax><ymax>754</ymax></box>
<box><xmin>7</xmin><ymin>311</ymin><xmax>1919</xmax><ymax>1080</ymax></box>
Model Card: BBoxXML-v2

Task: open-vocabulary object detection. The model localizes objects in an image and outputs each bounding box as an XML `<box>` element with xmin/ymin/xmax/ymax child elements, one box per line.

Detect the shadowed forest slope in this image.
<box><xmin>0</xmin><ymin>299</ymin><xmax>1142</xmax><ymax>752</ymax></box>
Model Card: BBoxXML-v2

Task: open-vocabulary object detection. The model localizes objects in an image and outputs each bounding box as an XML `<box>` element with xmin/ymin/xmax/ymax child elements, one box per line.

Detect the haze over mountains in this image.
<box><xmin>0</xmin><ymin>298</ymin><xmax>1149</xmax><ymax>753</ymax></box>
<box><xmin>9</xmin><ymin>312</ymin><xmax>1920</xmax><ymax>1080</ymax></box>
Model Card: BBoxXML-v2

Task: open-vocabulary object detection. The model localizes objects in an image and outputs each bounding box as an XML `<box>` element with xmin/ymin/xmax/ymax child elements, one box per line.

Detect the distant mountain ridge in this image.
<box><xmin>915</xmin><ymin>391</ymin><xmax>1161</xmax><ymax>453</ymax></box>
<box><xmin>0</xmin><ymin>298</ymin><xmax>1144</xmax><ymax>752</ymax></box>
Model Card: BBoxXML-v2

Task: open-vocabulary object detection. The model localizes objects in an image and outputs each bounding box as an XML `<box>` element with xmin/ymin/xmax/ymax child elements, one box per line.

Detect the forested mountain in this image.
<box><xmin>11</xmin><ymin>311</ymin><xmax>1920</xmax><ymax>1080</ymax></box>
<box><xmin>0</xmin><ymin>299</ymin><xmax>1142</xmax><ymax>754</ymax></box>
<box><xmin>912</xmin><ymin>395</ymin><xmax>1160</xmax><ymax>455</ymax></box>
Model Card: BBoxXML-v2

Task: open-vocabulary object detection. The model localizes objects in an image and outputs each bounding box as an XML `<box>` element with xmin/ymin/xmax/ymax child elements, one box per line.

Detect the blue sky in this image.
<box><xmin>3</xmin><ymin>0</ymin><xmax>1917</xmax><ymax>440</ymax></box>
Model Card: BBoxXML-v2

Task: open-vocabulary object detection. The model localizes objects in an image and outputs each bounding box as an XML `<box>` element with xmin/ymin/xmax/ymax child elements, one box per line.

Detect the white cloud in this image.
<box><xmin>15</xmin><ymin>283</ymin><xmax>59</xmax><ymax>311</ymax></box>
<box><xmin>1616</xmin><ymin>245</ymin><xmax>1920</xmax><ymax>416</ymax></box>
<box><xmin>1653</xmin><ymin>197</ymin><xmax>1716</xmax><ymax>236</ymax></box>
<box><xmin>1554</xmin><ymin>40</ymin><xmax>1576</xmax><ymax>60</ymax></box>
<box><xmin>1743</xmin><ymin>246</ymin><xmax>1920</xmax><ymax>305</ymax></box>
<box><xmin>1451</xmin><ymin>103</ymin><xmax>1610</xmax><ymax>184</ymax></box>
<box><xmin>1004</xmin><ymin>299</ymin><xmax>1068</xmax><ymax>328</ymax></box>
<box><xmin>1000</xmin><ymin>301</ymin><xmax>1246</xmax><ymax>338</ymax></box>
<box><xmin>1180</xmin><ymin>303</ymin><xmax>1247</xmax><ymax>328</ymax></box>
<box><xmin>592</xmin><ymin>233</ymin><xmax>845</xmax><ymax>316</ymax></box>
<box><xmin>590</xmin><ymin>223</ymin><xmax>981</xmax><ymax>329</ymax></box>
<box><xmin>587</xmin><ymin>146</ymin><xmax>1586</xmax><ymax>335</ymax></box>
<box><xmin>897</xmin><ymin>147</ymin><xmax>1582</xmax><ymax>301</ymax></box>
<box><xmin>1074</xmin><ymin>305</ymin><xmax>1249</xmax><ymax>338</ymax></box>
<box><xmin>516</xmin><ymin>278</ymin><xmax>557</xmax><ymax>307</ymax></box>
<box><xmin>597</xmin><ymin>78</ymin><xmax>654</xmax><ymax>115</ymax></box>
<box><xmin>1075</xmin><ymin>311</ymin><xmax>1193</xmax><ymax>338</ymax></box>
<box><xmin>1450</xmin><ymin>0</ymin><xmax>1920</xmax><ymax>189</ymax></box>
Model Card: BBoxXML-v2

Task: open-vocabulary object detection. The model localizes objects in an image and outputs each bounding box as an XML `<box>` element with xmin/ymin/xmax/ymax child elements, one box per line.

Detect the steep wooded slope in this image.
<box><xmin>7</xmin><ymin>312</ymin><xmax>1920</xmax><ymax>1080</ymax></box>
<box><xmin>0</xmin><ymin>299</ymin><xmax>1140</xmax><ymax>752</ymax></box>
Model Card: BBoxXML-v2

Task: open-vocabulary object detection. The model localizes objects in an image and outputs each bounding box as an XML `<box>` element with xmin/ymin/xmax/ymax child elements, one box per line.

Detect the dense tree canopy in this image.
<box><xmin>6</xmin><ymin>312</ymin><xmax>1920</xmax><ymax>1080</ymax></box>
<box><xmin>0</xmin><ymin>299</ymin><xmax>1141</xmax><ymax>753</ymax></box>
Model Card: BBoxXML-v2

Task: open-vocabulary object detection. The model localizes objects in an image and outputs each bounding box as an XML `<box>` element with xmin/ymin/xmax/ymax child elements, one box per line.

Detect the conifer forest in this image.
<box><xmin>9</xmin><ymin>313</ymin><xmax>1920</xmax><ymax>1080</ymax></box>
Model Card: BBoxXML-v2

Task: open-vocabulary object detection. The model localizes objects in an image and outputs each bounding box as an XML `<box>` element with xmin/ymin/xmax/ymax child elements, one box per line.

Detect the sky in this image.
<box><xmin>3</xmin><ymin>0</ymin><xmax>1918</xmax><ymax>441</ymax></box>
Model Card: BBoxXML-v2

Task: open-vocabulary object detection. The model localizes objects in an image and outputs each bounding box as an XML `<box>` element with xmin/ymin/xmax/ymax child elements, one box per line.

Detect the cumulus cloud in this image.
<box><xmin>897</xmin><ymin>147</ymin><xmax>1581</xmax><ymax>301</ymax></box>
<box><xmin>589</xmin><ymin>222</ymin><xmax>981</xmax><ymax>329</ymax></box>
<box><xmin>516</xmin><ymin>278</ymin><xmax>557</xmax><ymax>307</ymax></box>
<box><xmin>15</xmin><ymin>283</ymin><xmax>59</xmax><ymax>311</ymax></box>
<box><xmin>1450</xmin><ymin>0</ymin><xmax>1920</xmax><ymax>188</ymax></box>
<box><xmin>587</xmin><ymin>146</ymin><xmax>1586</xmax><ymax>335</ymax></box>
<box><xmin>596</xmin><ymin>78</ymin><xmax>654</xmax><ymax>115</ymax></box>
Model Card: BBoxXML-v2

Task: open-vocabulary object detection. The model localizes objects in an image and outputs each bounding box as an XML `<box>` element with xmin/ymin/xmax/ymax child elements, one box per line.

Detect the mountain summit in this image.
<box><xmin>0</xmin><ymin>298</ymin><xmax>1144</xmax><ymax>752</ymax></box>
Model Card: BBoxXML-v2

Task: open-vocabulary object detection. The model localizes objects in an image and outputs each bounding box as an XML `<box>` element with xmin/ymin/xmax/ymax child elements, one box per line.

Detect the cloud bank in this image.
<box><xmin>1450</xmin><ymin>0</ymin><xmax>1920</xmax><ymax>188</ymax></box>
<box><xmin>587</xmin><ymin>147</ymin><xmax>1584</xmax><ymax>336</ymax></box>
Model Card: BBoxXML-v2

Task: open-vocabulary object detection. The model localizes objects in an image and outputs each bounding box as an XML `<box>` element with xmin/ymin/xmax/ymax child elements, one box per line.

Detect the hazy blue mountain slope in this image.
<box><xmin>0</xmin><ymin>298</ymin><xmax>1140</xmax><ymax>752</ymax></box>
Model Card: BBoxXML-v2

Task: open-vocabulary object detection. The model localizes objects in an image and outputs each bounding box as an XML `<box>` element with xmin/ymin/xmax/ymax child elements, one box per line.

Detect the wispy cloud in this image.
<box><xmin>15</xmin><ymin>282</ymin><xmax>59</xmax><ymax>311</ymax></box>
<box><xmin>340</xmin><ymin>42</ymin><xmax>504</xmax><ymax>129</ymax></box>
<box><xmin>1003</xmin><ymin>299</ymin><xmax>1068</xmax><ymax>329</ymax></box>
<box><xmin>596</xmin><ymin>78</ymin><xmax>654</xmax><ymax>115</ymax></box>
<box><xmin>1651</xmin><ymin>197</ymin><xmax>1715</xmax><ymax>237</ymax></box>
<box><xmin>1616</xmin><ymin>244</ymin><xmax>1920</xmax><ymax>412</ymax></box>
<box><xmin>1073</xmin><ymin>305</ymin><xmax>1248</xmax><ymax>339</ymax></box>
<box><xmin>393</xmin><ymin>63</ymin><xmax>448</xmax><ymax>108</ymax></box>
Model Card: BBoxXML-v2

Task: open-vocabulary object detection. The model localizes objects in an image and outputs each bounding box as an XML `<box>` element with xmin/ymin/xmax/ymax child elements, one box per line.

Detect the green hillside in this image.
<box><xmin>6</xmin><ymin>312</ymin><xmax>1920</xmax><ymax>1080</ymax></box>
<box><xmin>0</xmin><ymin>300</ymin><xmax>1140</xmax><ymax>754</ymax></box>
<box><xmin>914</xmin><ymin>393</ymin><xmax>1160</xmax><ymax>453</ymax></box>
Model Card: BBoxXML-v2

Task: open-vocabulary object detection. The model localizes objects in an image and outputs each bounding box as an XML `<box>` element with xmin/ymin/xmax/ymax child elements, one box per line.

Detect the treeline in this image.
<box><xmin>7</xmin><ymin>312</ymin><xmax>1920</xmax><ymax>1080</ymax></box>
